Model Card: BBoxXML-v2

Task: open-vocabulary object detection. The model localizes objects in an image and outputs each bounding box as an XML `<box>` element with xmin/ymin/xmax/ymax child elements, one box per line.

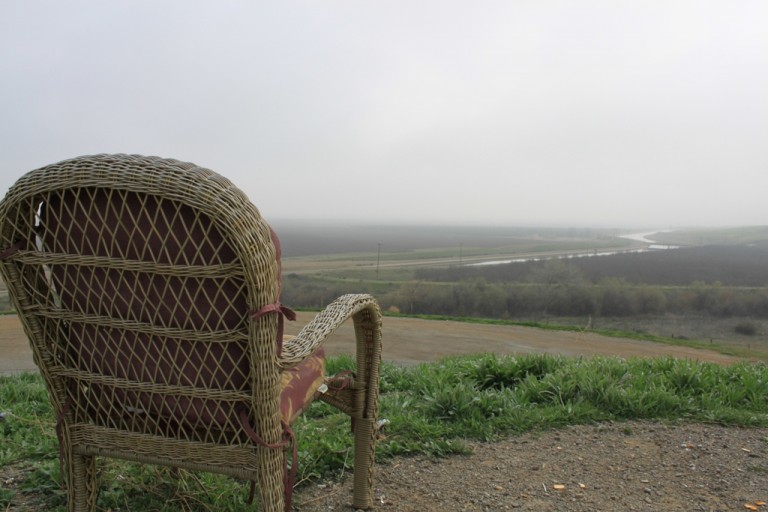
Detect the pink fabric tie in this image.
<box><xmin>251</xmin><ymin>303</ymin><xmax>296</xmax><ymax>356</ymax></box>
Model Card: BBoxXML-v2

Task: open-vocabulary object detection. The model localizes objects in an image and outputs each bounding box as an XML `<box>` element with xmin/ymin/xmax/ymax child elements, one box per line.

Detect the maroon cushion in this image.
<box><xmin>41</xmin><ymin>188</ymin><xmax>258</xmax><ymax>435</ymax></box>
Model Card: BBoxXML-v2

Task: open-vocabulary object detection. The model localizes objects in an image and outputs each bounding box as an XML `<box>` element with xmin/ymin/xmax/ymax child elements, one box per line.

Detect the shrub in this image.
<box><xmin>734</xmin><ymin>321</ymin><xmax>758</xmax><ymax>336</ymax></box>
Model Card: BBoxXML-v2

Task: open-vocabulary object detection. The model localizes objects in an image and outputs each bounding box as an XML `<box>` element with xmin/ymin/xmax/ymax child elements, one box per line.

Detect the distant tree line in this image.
<box><xmin>282</xmin><ymin>245</ymin><xmax>768</xmax><ymax>320</ymax></box>
<box><xmin>283</xmin><ymin>272</ymin><xmax>768</xmax><ymax>320</ymax></box>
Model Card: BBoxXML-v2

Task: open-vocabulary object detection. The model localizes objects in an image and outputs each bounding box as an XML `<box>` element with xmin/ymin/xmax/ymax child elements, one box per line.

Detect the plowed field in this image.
<box><xmin>0</xmin><ymin>312</ymin><xmax>741</xmax><ymax>375</ymax></box>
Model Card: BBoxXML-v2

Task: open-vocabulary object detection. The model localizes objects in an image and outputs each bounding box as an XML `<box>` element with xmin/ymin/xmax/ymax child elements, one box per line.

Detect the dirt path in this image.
<box><xmin>0</xmin><ymin>312</ymin><xmax>742</xmax><ymax>375</ymax></box>
<box><xmin>0</xmin><ymin>315</ymin><xmax>35</xmax><ymax>374</ymax></box>
<box><xmin>295</xmin><ymin>420</ymin><xmax>768</xmax><ymax>511</ymax></box>
<box><xmin>286</xmin><ymin>313</ymin><xmax>739</xmax><ymax>365</ymax></box>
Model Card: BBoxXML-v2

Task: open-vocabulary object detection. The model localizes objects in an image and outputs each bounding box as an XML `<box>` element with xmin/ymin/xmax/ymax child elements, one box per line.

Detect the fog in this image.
<box><xmin>1</xmin><ymin>1</ymin><xmax>766</xmax><ymax>228</ymax></box>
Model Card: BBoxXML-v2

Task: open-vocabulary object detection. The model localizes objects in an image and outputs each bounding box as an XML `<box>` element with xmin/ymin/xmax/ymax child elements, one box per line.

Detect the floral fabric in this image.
<box><xmin>280</xmin><ymin>341</ymin><xmax>326</xmax><ymax>424</ymax></box>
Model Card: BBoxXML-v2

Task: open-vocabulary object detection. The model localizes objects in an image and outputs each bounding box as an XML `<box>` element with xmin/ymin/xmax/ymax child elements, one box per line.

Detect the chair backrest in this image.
<box><xmin>0</xmin><ymin>154</ymin><xmax>282</xmax><ymax>444</ymax></box>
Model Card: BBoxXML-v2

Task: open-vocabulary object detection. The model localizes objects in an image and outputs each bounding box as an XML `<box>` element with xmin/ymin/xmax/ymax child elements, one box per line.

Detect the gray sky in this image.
<box><xmin>1</xmin><ymin>1</ymin><xmax>766</xmax><ymax>228</ymax></box>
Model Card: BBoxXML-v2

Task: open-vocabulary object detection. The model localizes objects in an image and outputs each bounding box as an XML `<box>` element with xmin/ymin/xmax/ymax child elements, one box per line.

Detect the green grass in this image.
<box><xmin>2</xmin><ymin>355</ymin><xmax>768</xmax><ymax>510</ymax></box>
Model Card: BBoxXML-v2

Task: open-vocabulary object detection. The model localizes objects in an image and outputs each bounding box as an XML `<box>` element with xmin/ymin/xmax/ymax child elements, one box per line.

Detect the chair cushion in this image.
<box><xmin>41</xmin><ymin>188</ymin><xmax>253</xmax><ymax>436</ymax></box>
<box><xmin>280</xmin><ymin>341</ymin><xmax>326</xmax><ymax>424</ymax></box>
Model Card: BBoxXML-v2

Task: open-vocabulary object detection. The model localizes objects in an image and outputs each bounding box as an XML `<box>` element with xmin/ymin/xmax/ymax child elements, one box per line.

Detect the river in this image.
<box><xmin>467</xmin><ymin>230</ymin><xmax>679</xmax><ymax>267</ymax></box>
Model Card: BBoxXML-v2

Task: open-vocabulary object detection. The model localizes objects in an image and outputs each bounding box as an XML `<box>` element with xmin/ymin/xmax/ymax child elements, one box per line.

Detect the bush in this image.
<box><xmin>734</xmin><ymin>321</ymin><xmax>758</xmax><ymax>336</ymax></box>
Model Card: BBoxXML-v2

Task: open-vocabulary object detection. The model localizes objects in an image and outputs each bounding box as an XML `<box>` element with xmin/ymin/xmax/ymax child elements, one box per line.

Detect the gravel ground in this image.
<box><xmin>295</xmin><ymin>421</ymin><xmax>768</xmax><ymax>512</ymax></box>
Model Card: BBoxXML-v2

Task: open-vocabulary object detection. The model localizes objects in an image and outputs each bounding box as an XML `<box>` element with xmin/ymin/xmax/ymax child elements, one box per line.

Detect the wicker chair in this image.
<box><xmin>0</xmin><ymin>154</ymin><xmax>382</xmax><ymax>511</ymax></box>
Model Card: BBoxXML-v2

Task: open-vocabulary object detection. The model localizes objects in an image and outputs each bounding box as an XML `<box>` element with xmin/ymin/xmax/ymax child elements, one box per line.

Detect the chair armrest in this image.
<box><xmin>279</xmin><ymin>293</ymin><xmax>381</xmax><ymax>368</ymax></box>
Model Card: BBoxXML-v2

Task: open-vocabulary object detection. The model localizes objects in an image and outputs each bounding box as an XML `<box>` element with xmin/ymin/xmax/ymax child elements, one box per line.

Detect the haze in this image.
<box><xmin>1</xmin><ymin>1</ymin><xmax>766</xmax><ymax>228</ymax></box>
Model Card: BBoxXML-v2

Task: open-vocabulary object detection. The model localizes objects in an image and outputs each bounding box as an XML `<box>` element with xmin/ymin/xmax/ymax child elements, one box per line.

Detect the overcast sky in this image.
<box><xmin>1</xmin><ymin>1</ymin><xmax>766</xmax><ymax>228</ymax></box>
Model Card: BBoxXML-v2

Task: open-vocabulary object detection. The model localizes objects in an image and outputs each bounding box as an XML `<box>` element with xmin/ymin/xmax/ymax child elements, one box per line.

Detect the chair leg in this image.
<box><xmin>66</xmin><ymin>453</ymin><xmax>97</xmax><ymax>512</ymax></box>
<box><xmin>350</xmin><ymin>300</ymin><xmax>382</xmax><ymax>511</ymax></box>
<box><xmin>255</xmin><ymin>446</ymin><xmax>285</xmax><ymax>512</ymax></box>
<box><xmin>352</xmin><ymin>417</ymin><xmax>377</xmax><ymax>510</ymax></box>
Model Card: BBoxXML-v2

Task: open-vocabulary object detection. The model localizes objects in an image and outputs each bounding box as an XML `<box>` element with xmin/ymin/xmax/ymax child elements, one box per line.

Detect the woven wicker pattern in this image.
<box><xmin>0</xmin><ymin>154</ymin><xmax>382</xmax><ymax>511</ymax></box>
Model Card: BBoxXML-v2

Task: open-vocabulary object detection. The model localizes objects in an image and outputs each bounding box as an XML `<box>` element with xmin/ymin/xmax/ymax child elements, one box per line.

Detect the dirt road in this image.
<box><xmin>0</xmin><ymin>312</ymin><xmax>741</xmax><ymax>375</ymax></box>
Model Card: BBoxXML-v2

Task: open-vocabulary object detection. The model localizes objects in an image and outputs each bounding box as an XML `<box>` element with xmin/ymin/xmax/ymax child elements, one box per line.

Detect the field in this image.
<box><xmin>274</xmin><ymin>223</ymin><xmax>768</xmax><ymax>361</ymax></box>
<box><xmin>0</xmin><ymin>310</ymin><xmax>743</xmax><ymax>377</ymax></box>
<box><xmin>275</xmin><ymin>222</ymin><xmax>768</xmax><ymax>286</ymax></box>
<box><xmin>275</xmin><ymin>221</ymin><xmax>640</xmax><ymax>277</ymax></box>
